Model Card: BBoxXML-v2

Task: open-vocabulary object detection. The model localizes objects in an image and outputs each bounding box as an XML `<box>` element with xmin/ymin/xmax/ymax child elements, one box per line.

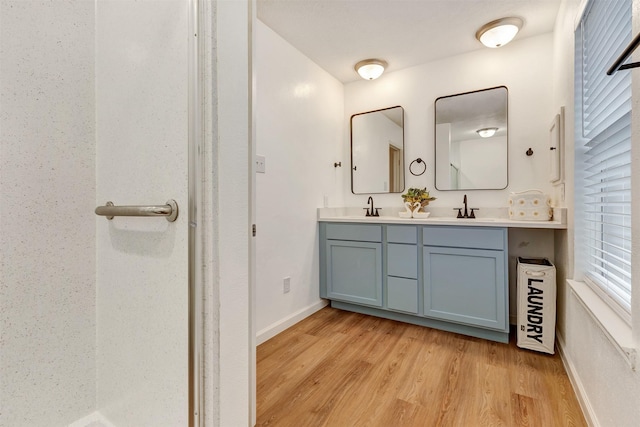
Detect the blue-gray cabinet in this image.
<box><xmin>423</xmin><ymin>247</ymin><xmax>506</xmax><ymax>329</ymax></box>
<box><xmin>423</xmin><ymin>226</ymin><xmax>508</xmax><ymax>331</ymax></box>
<box><xmin>321</xmin><ymin>224</ymin><xmax>383</xmax><ymax>307</ymax></box>
<box><xmin>320</xmin><ymin>221</ymin><xmax>510</xmax><ymax>343</ymax></box>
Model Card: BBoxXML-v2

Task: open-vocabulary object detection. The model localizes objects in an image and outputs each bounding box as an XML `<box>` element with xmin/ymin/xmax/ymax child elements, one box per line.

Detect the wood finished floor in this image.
<box><xmin>257</xmin><ymin>307</ymin><xmax>586</xmax><ymax>427</ymax></box>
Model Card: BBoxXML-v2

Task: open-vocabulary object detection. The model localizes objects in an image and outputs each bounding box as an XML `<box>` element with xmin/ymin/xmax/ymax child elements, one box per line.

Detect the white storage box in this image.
<box><xmin>517</xmin><ymin>257</ymin><xmax>556</xmax><ymax>354</ymax></box>
<box><xmin>508</xmin><ymin>189</ymin><xmax>553</xmax><ymax>221</ymax></box>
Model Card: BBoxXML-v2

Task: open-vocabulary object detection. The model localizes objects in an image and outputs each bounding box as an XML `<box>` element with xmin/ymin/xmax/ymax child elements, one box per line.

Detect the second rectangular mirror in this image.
<box><xmin>435</xmin><ymin>86</ymin><xmax>508</xmax><ymax>190</ymax></box>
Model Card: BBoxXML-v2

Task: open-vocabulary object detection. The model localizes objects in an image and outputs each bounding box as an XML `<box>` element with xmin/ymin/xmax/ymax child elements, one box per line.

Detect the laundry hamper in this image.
<box><xmin>517</xmin><ymin>257</ymin><xmax>556</xmax><ymax>354</ymax></box>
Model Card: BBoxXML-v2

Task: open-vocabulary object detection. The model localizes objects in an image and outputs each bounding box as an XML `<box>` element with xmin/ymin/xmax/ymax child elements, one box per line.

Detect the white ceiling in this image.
<box><xmin>257</xmin><ymin>0</ymin><xmax>562</xmax><ymax>83</ymax></box>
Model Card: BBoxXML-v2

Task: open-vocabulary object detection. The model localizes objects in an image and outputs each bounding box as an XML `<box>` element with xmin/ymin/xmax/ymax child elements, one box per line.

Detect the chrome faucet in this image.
<box><xmin>454</xmin><ymin>194</ymin><xmax>478</xmax><ymax>219</ymax></box>
<box><xmin>364</xmin><ymin>196</ymin><xmax>380</xmax><ymax>217</ymax></box>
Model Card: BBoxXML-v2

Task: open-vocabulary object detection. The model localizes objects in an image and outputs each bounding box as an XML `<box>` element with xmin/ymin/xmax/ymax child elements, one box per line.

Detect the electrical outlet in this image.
<box><xmin>255</xmin><ymin>155</ymin><xmax>266</xmax><ymax>173</ymax></box>
<box><xmin>283</xmin><ymin>277</ymin><xmax>291</xmax><ymax>293</ymax></box>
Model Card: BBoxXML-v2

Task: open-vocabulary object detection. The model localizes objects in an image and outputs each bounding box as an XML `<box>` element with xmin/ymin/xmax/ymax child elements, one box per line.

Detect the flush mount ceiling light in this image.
<box><xmin>475</xmin><ymin>17</ymin><xmax>523</xmax><ymax>48</ymax></box>
<box><xmin>355</xmin><ymin>59</ymin><xmax>388</xmax><ymax>80</ymax></box>
<box><xmin>477</xmin><ymin>127</ymin><xmax>498</xmax><ymax>138</ymax></box>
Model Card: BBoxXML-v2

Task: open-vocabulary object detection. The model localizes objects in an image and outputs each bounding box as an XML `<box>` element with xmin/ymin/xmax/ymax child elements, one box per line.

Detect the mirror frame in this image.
<box><xmin>350</xmin><ymin>105</ymin><xmax>406</xmax><ymax>194</ymax></box>
<box><xmin>434</xmin><ymin>86</ymin><xmax>508</xmax><ymax>191</ymax></box>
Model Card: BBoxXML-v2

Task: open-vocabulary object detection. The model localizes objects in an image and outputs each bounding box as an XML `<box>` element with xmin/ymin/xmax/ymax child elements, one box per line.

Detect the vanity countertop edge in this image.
<box><xmin>317</xmin><ymin>207</ymin><xmax>567</xmax><ymax>229</ymax></box>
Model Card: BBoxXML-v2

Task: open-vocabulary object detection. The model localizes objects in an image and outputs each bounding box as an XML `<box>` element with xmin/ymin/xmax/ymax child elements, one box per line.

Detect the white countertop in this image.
<box><xmin>318</xmin><ymin>207</ymin><xmax>567</xmax><ymax>229</ymax></box>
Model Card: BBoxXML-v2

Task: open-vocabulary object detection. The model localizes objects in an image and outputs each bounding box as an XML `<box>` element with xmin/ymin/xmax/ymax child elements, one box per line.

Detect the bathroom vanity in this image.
<box><xmin>319</xmin><ymin>212</ymin><xmax>566</xmax><ymax>343</ymax></box>
<box><xmin>338</xmin><ymin>85</ymin><xmax>565</xmax><ymax>343</ymax></box>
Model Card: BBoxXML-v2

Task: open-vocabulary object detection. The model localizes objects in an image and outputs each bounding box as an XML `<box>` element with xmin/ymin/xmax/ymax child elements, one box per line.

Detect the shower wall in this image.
<box><xmin>94</xmin><ymin>1</ymin><xmax>189</xmax><ymax>425</ymax></box>
<box><xmin>0</xmin><ymin>1</ymin><xmax>97</xmax><ymax>426</ymax></box>
<box><xmin>1</xmin><ymin>0</ymin><xmax>190</xmax><ymax>425</ymax></box>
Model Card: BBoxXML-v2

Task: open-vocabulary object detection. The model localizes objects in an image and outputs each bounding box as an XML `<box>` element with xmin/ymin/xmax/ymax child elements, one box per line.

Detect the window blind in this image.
<box><xmin>577</xmin><ymin>0</ymin><xmax>632</xmax><ymax>317</ymax></box>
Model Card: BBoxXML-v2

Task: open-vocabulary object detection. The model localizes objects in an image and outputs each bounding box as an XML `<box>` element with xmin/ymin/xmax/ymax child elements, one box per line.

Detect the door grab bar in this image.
<box><xmin>95</xmin><ymin>199</ymin><xmax>178</xmax><ymax>222</ymax></box>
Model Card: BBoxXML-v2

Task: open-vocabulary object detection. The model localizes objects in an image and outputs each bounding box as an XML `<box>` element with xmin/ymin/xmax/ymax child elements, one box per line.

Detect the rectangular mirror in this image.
<box><xmin>351</xmin><ymin>106</ymin><xmax>405</xmax><ymax>194</ymax></box>
<box><xmin>435</xmin><ymin>86</ymin><xmax>508</xmax><ymax>190</ymax></box>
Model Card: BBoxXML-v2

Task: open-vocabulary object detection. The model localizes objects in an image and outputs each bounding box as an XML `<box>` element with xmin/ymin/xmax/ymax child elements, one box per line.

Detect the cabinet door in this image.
<box><xmin>326</xmin><ymin>240</ymin><xmax>382</xmax><ymax>307</ymax></box>
<box><xmin>423</xmin><ymin>246</ymin><xmax>507</xmax><ymax>330</ymax></box>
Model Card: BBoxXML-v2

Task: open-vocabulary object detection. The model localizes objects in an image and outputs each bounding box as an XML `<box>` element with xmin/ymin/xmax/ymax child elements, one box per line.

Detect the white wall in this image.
<box><xmin>255</xmin><ymin>20</ymin><xmax>343</xmax><ymax>341</ymax></box>
<box><xmin>344</xmin><ymin>33</ymin><xmax>555</xmax><ymax>210</ymax></box>
<box><xmin>552</xmin><ymin>0</ymin><xmax>578</xmax><ymax>347</ymax></box>
<box><xmin>0</xmin><ymin>1</ymin><xmax>96</xmax><ymax>425</ymax></box>
<box><xmin>552</xmin><ymin>0</ymin><xmax>640</xmax><ymax>426</ymax></box>
<box><xmin>214</xmin><ymin>1</ymin><xmax>253</xmax><ymax>425</ymax></box>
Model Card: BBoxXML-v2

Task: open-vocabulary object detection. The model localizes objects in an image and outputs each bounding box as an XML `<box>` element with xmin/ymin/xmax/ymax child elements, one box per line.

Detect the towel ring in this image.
<box><xmin>409</xmin><ymin>158</ymin><xmax>427</xmax><ymax>176</ymax></box>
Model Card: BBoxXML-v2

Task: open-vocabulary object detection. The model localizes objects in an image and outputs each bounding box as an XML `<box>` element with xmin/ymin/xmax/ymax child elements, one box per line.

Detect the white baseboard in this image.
<box><xmin>556</xmin><ymin>332</ymin><xmax>599</xmax><ymax>427</ymax></box>
<box><xmin>256</xmin><ymin>299</ymin><xmax>329</xmax><ymax>345</ymax></box>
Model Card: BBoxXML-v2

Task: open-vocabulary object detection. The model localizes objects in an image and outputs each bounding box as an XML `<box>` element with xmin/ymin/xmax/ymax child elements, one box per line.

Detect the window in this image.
<box><xmin>575</xmin><ymin>0</ymin><xmax>632</xmax><ymax>321</ymax></box>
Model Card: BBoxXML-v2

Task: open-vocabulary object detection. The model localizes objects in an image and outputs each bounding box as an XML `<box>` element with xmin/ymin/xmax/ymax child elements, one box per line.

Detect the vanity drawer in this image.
<box><xmin>325</xmin><ymin>223</ymin><xmax>382</xmax><ymax>242</ymax></box>
<box><xmin>422</xmin><ymin>226</ymin><xmax>506</xmax><ymax>250</ymax></box>
<box><xmin>387</xmin><ymin>244</ymin><xmax>417</xmax><ymax>279</ymax></box>
<box><xmin>387</xmin><ymin>225</ymin><xmax>417</xmax><ymax>244</ymax></box>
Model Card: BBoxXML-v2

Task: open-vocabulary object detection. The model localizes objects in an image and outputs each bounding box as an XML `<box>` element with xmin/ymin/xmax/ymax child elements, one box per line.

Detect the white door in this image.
<box><xmin>95</xmin><ymin>1</ymin><xmax>189</xmax><ymax>425</ymax></box>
